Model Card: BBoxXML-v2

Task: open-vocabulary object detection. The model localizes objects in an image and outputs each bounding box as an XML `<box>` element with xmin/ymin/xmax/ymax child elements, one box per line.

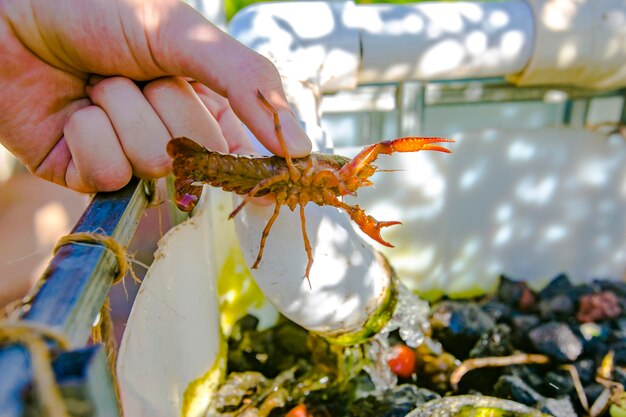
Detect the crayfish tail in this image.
<box><xmin>166</xmin><ymin>137</ymin><xmax>206</xmax><ymax>159</ymax></box>
<box><xmin>172</xmin><ymin>178</ymin><xmax>202</xmax><ymax>212</ymax></box>
<box><xmin>167</xmin><ymin>137</ymin><xmax>209</xmax><ymax>212</ymax></box>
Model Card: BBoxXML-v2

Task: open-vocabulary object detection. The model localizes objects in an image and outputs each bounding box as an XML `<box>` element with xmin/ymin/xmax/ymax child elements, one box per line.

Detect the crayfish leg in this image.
<box><xmin>228</xmin><ymin>173</ymin><xmax>288</xmax><ymax>219</ymax></box>
<box><xmin>256</xmin><ymin>90</ymin><xmax>300</xmax><ymax>182</ymax></box>
<box><xmin>252</xmin><ymin>202</ymin><xmax>282</xmax><ymax>270</ymax></box>
<box><xmin>299</xmin><ymin>204</ymin><xmax>313</xmax><ymax>289</ymax></box>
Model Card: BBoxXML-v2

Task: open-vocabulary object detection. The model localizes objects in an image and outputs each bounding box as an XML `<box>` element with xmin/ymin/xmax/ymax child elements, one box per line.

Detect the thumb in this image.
<box><xmin>155</xmin><ymin>2</ymin><xmax>312</xmax><ymax>157</ymax></box>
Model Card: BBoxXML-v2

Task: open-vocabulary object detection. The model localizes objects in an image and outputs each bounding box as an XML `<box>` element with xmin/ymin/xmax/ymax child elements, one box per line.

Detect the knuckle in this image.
<box><xmin>89</xmin><ymin>76</ymin><xmax>135</xmax><ymax>101</ymax></box>
<box><xmin>65</xmin><ymin>106</ymin><xmax>102</xmax><ymax>133</ymax></box>
<box><xmin>142</xmin><ymin>76</ymin><xmax>184</xmax><ymax>98</ymax></box>
<box><xmin>88</xmin><ymin>165</ymin><xmax>132</xmax><ymax>192</ymax></box>
<box><xmin>134</xmin><ymin>155</ymin><xmax>171</xmax><ymax>179</ymax></box>
<box><xmin>247</xmin><ymin>54</ymin><xmax>281</xmax><ymax>86</ymax></box>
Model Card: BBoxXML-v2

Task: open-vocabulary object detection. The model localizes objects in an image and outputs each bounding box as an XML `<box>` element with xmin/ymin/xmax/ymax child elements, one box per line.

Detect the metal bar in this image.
<box><xmin>23</xmin><ymin>346</ymin><xmax>121</xmax><ymax>417</ymax></box>
<box><xmin>619</xmin><ymin>89</ymin><xmax>626</xmax><ymax>124</ymax></box>
<box><xmin>396</xmin><ymin>81</ymin><xmax>425</xmax><ymax>137</ymax></box>
<box><xmin>0</xmin><ymin>177</ymin><xmax>151</xmax><ymax>417</ymax></box>
<box><xmin>424</xmin><ymin>81</ymin><xmax>622</xmax><ymax>107</ymax></box>
<box><xmin>321</xmin><ymin>81</ymin><xmax>624</xmax><ymax>115</ymax></box>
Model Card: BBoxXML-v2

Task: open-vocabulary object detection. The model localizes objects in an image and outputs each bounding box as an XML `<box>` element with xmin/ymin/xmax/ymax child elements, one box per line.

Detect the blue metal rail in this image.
<box><xmin>0</xmin><ymin>177</ymin><xmax>152</xmax><ymax>417</ymax></box>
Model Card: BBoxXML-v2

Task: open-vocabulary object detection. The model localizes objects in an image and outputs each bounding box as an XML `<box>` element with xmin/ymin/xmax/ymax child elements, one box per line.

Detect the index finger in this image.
<box><xmin>155</xmin><ymin>3</ymin><xmax>312</xmax><ymax>157</ymax></box>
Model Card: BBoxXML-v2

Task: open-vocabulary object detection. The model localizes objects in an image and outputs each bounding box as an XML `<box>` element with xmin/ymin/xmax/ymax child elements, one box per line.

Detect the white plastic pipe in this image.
<box><xmin>234</xmin><ymin>202</ymin><xmax>396</xmax><ymax>343</ymax></box>
<box><xmin>231</xmin><ymin>0</ymin><xmax>626</xmax><ymax>89</ymax></box>
<box><xmin>229</xmin><ymin>0</ymin><xmax>535</xmax><ymax>91</ymax></box>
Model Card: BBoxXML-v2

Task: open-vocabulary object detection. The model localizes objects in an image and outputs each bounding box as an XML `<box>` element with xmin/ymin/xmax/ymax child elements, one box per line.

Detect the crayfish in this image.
<box><xmin>167</xmin><ymin>91</ymin><xmax>453</xmax><ymax>282</ymax></box>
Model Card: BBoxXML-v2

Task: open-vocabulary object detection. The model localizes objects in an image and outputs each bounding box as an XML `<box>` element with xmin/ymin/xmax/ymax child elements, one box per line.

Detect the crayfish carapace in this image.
<box><xmin>167</xmin><ymin>90</ymin><xmax>453</xmax><ymax>283</ymax></box>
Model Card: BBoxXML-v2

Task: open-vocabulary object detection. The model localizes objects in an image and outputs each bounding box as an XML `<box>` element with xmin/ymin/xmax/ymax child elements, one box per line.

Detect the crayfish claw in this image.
<box><xmin>422</xmin><ymin>144</ymin><xmax>452</xmax><ymax>153</ymax></box>
<box><xmin>366</xmin><ymin>220</ymin><xmax>402</xmax><ymax>247</ymax></box>
<box><xmin>352</xmin><ymin>211</ymin><xmax>401</xmax><ymax>247</ymax></box>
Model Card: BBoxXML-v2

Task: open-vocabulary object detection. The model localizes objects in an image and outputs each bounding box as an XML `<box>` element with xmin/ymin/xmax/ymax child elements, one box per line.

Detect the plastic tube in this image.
<box><xmin>229</xmin><ymin>0</ymin><xmax>535</xmax><ymax>91</ymax></box>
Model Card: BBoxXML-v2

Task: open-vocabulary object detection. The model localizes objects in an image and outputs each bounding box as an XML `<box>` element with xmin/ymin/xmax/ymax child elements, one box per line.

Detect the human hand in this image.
<box><xmin>0</xmin><ymin>0</ymin><xmax>311</xmax><ymax>193</ymax></box>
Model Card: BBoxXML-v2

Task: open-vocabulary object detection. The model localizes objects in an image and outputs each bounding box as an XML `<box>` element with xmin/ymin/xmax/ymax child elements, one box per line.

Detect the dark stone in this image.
<box><xmin>538</xmin><ymin>274</ymin><xmax>573</xmax><ymax>300</ymax></box>
<box><xmin>538</xmin><ymin>397</ymin><xmax>577</xmax><ymax>417</ymax></box>
<box><xmin>584</xmin><ymin>383</ymin><xmax>606</xmax><ymax>407</ymax></box>
<box><xmin>493</xmin><ymin>375</ymin><xmax>545</xmax><ymax>406</ymax></box>
<box><xmin>430</xmin><ymin>301</ymin><xmax>496</xmax><ymax>359</ymax></box>
<box><xmin>456</xmin><ymin>367</ymin><xmax>502</xmax><ymax>396</ymax></box>
<box><xmin>505</xmin><ymin>365</ymin><xmax>546</xmax><ymax>392</ymax></box>
<box><xmin>573</xmin><ymin>359</ymin><xmax>596</xmax><ymax>384</ymax></box>
<box><xmin>612</xmin><ymin>341</ymin><xmax>626</xmax><ymax>366</ymax></box>
<box><xmin>612</xmin><ymin>318</ymin><xmax>626</xmax><ymax>340</ymax></box>
<box><xmin>538</xmin><ymin>294</ymin><xmax>576</xmax><ymax>321</ymax></box>
<box><xmin>510</xmin><ymin>314</ymin><xmax>541</xmax><ymax>332</ymax></box>
<box><xmin>348</xmin><ymin>384</ymin><xmax>440</xmax><ymax>417</ymax></box>
<box><xmin>510</xmin><ymin>314</ymin><xmax>541</xmax><ymax>349</ymax></box>
<box><xmin>497</xmin><ymin>275</ymin><xmax>537</xmax><ymax>311</ymax></box>
<box><xmin>577</xmin><ymin>322</ymin><xmax>611</xmax><ymax>360</ymax></box>
<box><xmin>576</xmin><ymin>291</ymin><xmax>623</xmax><ymax>323</ymax></box>
<box><xmin>481</xmin><ymin>300</ymin><xmax>513</xmax><ymax>323</ymax></box>
<box><xmin>613</xmin><ymin>366</ymin><xmax>626</xmax><ymax>387</ymax></box>
<box><xmin>469</xmin><ymin>324</ymin><xmax>514</xmax><ymax>358</ymax></box>
<box><xmin>593</xmin><ymin>279</ymin><xmax>626</xmax><ymax>298</ymax></box>
<box><xmin>541</xmin><ymin>371</ymin><xmax>574</xmax><ymax>398</ymax></box>
<box><xmin>528</xmin><ymin>322</ymin><xmax>583</xmax><ymax>362</ymax></box>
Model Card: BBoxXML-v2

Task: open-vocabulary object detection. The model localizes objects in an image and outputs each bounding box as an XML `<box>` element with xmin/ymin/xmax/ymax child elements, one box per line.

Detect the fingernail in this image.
<box><xmin>279</xmin><ymin>111</ymin><xmax>312</xmax><ymax>156</ymax></box>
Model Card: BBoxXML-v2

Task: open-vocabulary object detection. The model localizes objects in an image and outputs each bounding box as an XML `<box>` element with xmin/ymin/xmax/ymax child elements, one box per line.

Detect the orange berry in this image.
<box><xmin>286</xmin><ymin>403</ymin><xmax>309</xmax><ymax>417</ymax></box>
<box><xmin>387</xmin><ymin>344</ymin><xmax>416</xmax><ymax>378</ymax></box>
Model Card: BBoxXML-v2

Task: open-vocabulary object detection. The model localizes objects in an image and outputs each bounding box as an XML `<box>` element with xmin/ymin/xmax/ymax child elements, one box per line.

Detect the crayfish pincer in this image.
<box><xmin>167</xmin><ymin>90</ymin><xmax>453</xmax><ymax>283</ymax></box>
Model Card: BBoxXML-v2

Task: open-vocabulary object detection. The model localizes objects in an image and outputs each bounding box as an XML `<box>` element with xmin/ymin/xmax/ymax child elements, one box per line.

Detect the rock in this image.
<box><xmin>528</xmin><ymin>322</ymin><xmax>583</xmax><ymax>362</ymax></box>
<box><xmin>510</xmin><ymin>314</ymin><xmax>541</xmax><ymax>332</ymax></box>
<box><xmin>613</xmin><ymin>318</ymin><xmax>626</xmax><ymax>340</ymax></box>
<box><xmin>430</xmin><ymin>301</ymin><xmax>496</xmax><ymax>359</ymax></box>
<box><xmin>612</xmin><ymin>341</ymin><xmax>626</xmax><ymax>366</ymax></box>
<box><xmin>541</xmin><ymin>371</ymin><xmax>574</xmax><ymax>398</ymax></box>
<box><xmin>538</xmin><ymin>274</ymin><xmax>573</xmax><ymax>300</ymax></box>
<box><xmin>481</xmin><ymin>300</ymin><xmax>513</xmax><ymax>323</ymax></box>
<box><xmin>613</xmin><ymin>366</ymin><xmax>626</xmax><ymax>387</ymax></box>
<box><xmin>493</xmin><ymin>375</ymin><xmax>545</xmax><ymax>406</ymax></box>
<box><xmin>537</xmin><ymin>397</ymin><xmax>577</xmax><ymax>417</ymax></box>
<box><xmin>349</xmin><ymin>384</ymin><xmax>440</xmax><ymax>417</ymax></box>
<box><xmin>577</xmin><ymin>322</ymin><xmax>611</xmax><ymax>360</ymax></box>
<box><xmin>584</xmin><ymin>383</ymin><xmax>606</xmax><ymax>408</ymax></box>
<box><xmin>538</xmin><ymin>294</ymin><xmax>575</xmax><ymax>321</ymax></box>
<box><xmin>497</xmin><ymin>275</ymin><xmax>537</xmax><ymax>311</ymax></box>
<box><xmin>577</xmin><ymin>291</ymin><xmax>623</xmax><ymax>323</ymax></box>
<box><xmin>510</xmin><ymin>314</ymin><xmax>541</xmax><ymax>349</ymax></box>
<box><xmin>573</xmin><ymin>359</ymin><xmax>596</xmax><ymax>384</ymax></box>
<box><xmin>505</xmin><ymin>365</ymin><xmax>545</xmax><ymax>392</ymax></box>
<box><xmin>469</xmin><ymin>324</ymin><xmax>514</xmax><ymax>358</ymax></box>
<box><xmin>594</xmin><ymin>279</ymin><xmax>626</xmax><ymax>298</ymax></box>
